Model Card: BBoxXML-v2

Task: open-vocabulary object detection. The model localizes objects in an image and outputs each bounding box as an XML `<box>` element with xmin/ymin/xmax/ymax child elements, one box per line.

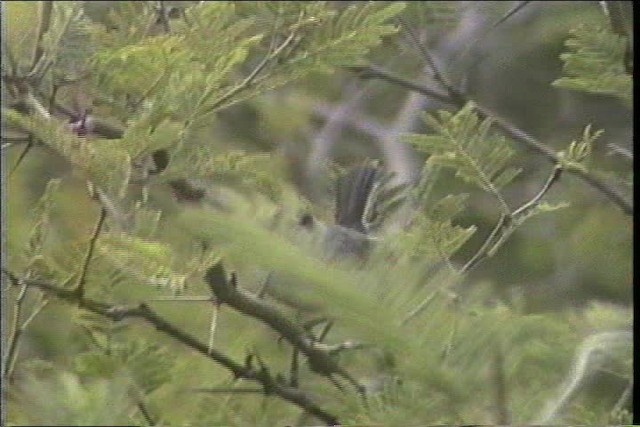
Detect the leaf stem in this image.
<box><xmin>75</xmin><ymin>207</ymin><xmax>107</xmax><ymax>298</ymax></box>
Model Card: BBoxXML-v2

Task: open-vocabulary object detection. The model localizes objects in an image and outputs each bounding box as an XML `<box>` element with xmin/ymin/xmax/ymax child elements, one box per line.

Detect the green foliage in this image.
<box><xmin>16</xmin><ymin>179</ymin><xmax>81</xmax><ymax>284</ymax></box>
<box><xmin>43</xmin><ymin>2</ymin><xmax>94</xmax><ymax>79</ymax></box>
<box><xmin>3</xmin><ymin>1</ymin><xmax>631</xmax><ymax>426</ymax></box>
<box><xmin>88</xmin><ymin>1</ymin><xmax>404</xmax><ymax>128</ymax></box>
<box><xmin>97</xmin><ymin>232</ymin><xmax>188</xmax><ymax>294</ymax></box>
<box><xmin>167</xmin><ymin>149</ymin><xmax>287</xmax><ymax>202</ymax></box>
<box><xmin>73</xmin><ymin>339</ymin><xmax>176</xmax><ymax>394</ymax></box>
<box><xmin>397</xmin><ymin>194</ymin><xmax>476</xmax><ymax>262</ymax></box>
<box><xmin>403</xmin><ymin>103</ymin><xmax>521</xmax><ymax>211</ymax></box>
<box><xmin>403</xmin><ymin>1</ymin><xmax>460</xmax><ymax>32</ymax></box>
<box><xmin>24</xmin><ymin>179</ymin><xmax>61</xmax><ymax>262</ymax></box>
<box><xmin>11</xmin><ymin>368</ymin><xmax>135</xmax><ymax>425</ymax></box>
<box><xmin>558</xmin><ymin>124</ymin><xmax>602</xmax><ymax>172</ymax></box>
<box><xmin>2</xmin><ymin>2</ymin><xmax>40</xmax><ymax>69</ymax></box>
<box><xmin>553</xmin><ymin>22</ymin><xmax>632</xmax><ymax>107</ymax></box>
<box><xmin>177</xmin><ymin>207</ymin><xmax>407</xmax><ymax>349</ymax></box>
<box><xmin>4</xmin><ymin>110</ymin><xmax>132</xmax><ymax>198</ymax></box>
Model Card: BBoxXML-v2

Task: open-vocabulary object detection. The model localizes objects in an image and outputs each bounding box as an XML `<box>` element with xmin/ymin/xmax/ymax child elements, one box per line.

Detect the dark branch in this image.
<box><xmin>2</xmin><ymin>267</ymin><xmax>339</xmax><ymax>425</ymax></box>
<box><xmin>204</xmin><ymin>262</ymin><xmax>363</xmax><ymax>394</ymax></box>
<box><xmin>75</xmin><ymin>208</ymin><xmax>108</xmax><ymax>298</ymax></box>
<box><xmin>0</xmin><ymin>268</ymin><xmax>340</xmax><ymax>426</ymax></box>
<box><xmin>345</xmin><ymin>65</ymin><xmax>632</xmax><ymax>216</ymax></box>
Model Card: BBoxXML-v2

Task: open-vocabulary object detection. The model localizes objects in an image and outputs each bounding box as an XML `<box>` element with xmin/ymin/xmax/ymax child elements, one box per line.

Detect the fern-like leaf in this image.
<box><xmin>403</xmin><ymin>103</ymin><xmax>521</xmax><ymax>211</ymax></box>
<box><xmin>5</xmin><ymin>111</ymin><xmax>132</xmax><ymax>198</ymax></box>
<box><xmin>553</xmin><ymin>23</ymin><xmax>631</xmax><ymax>107</ymax></box>
<box><xmin>97</xmin><ymin>232</ymin><xmax>188</xmax><ymax>294</ymax></box>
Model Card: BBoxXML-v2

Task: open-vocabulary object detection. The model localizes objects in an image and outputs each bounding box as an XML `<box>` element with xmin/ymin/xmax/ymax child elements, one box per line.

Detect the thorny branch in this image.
<box><xmin>0</xmin><ymin>268</ymin><xmax>340</xmax><ymax>426</ymax></box>
<box><xmin>204</xmin><ymin>262</ymin><xmax>365</xmax><ymax>394</ymax></box>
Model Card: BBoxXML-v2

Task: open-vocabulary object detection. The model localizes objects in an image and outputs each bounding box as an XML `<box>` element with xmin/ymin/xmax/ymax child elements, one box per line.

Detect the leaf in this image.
<box><xmin>5</xmin><ymin>110</ymin><xmax>132</xmax><ymax>198</ymax></box>
<box><xmin>165</xmin><ymin>149</ymin><xmax>286</xmax><ymax>202</ymax></box>
<box><xmin>14</xmin><ymin>370</ymin><xmax>134</xmax><ymax>426</ymax></box>
<box><xmin>97</xmin><ymin>232</ymin><xmax>187</xmax><ymax>294</ymax></box>
<box><xmin>24</xmin><ymin>179</ymin><xmax>62</xmax><ymax>261</ymax></box>
<box><xmin>553</xmin><ymin>23</ymin><xmax>631</xmax><ymax>107</ymax></box>
<box><xmin>399</xmin><ymin>214</ymin><xmax>476</xmax><ymax>262</ymax></box>
<box><xmin>3</xmin><ymin>1</ymin><xmax>40</xmax><ymax>69</ymax></box>
<box><xmin>558</xmin><ymin>124</ymin><xmax>602</xmax><ymax>172</ymax></box>
<box><xmin>403</xmin><ymin>103</ymin><xmax>521</xmax><ymax>199</ymax></box>
<box><xmin>177</xmin><ymin>207</ymin><xmax>408</xmax><ymax>350</ymax></box>
<box><xmin>428</xmin><ymin>193</ymin><xmax>469</xmax><ymax>222</ymax></box>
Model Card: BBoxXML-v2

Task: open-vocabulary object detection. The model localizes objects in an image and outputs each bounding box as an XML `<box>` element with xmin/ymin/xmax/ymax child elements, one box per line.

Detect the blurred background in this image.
<box><xmin>3</xmin><ymin>1</ymin><xmax>633</xmax><ymax>425</ymax></box>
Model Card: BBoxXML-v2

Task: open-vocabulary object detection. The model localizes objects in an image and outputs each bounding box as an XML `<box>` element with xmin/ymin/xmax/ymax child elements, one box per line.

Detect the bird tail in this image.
<box><xmin>334</xmin><ymin>163</ymin><xmax>381</xmax><ymax>233</ymax></box>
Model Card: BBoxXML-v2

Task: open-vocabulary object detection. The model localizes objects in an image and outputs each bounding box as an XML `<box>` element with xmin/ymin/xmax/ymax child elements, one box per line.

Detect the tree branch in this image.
<box><xmin>1</xmin><ymin>278</ymin><xmax>49</xmax><ymax>381</ymax></box>
<box><xmin>462</xmin><ymin>166</ymin><xmax>563</xmax><ymax>274</ymax></box>
<box><xmin>204</xmin><ymin>262</ymin><xmax>364</xmax><ymax>394</ymax></box>
<box><xmin>344</xmin><ymin>65</ymin><xmax>633</xmax><ymax>216</ymax></box>
<box><xmin>0</xmin><ymin>268</ymin><xmax>340</xmax><ymax>426</ymax></box>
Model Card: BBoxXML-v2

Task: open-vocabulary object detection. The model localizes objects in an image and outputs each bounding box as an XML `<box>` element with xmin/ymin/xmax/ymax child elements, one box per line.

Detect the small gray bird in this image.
<box><xmin>265</xmin><ymin>162</ymin><xmax>409</xmax><ymax>311</ymax></box>
<box><xmin>300</xmin><ymin>164</ymin><xmax>383</xmax><ymax>261</ymax></box>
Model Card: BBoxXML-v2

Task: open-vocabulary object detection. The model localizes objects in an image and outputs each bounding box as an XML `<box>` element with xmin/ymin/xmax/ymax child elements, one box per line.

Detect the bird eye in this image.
<box><xmin>299</xmin><ymin>213</ymin><xmax>315</xmax><ymax>229</ymax></box>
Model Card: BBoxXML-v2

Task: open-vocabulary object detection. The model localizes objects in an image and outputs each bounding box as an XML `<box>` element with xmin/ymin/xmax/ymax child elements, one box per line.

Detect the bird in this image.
<box><xmin>299</xmin><ymin>162</ymin><xmax>390</xmax><ymax>262</ymax></box>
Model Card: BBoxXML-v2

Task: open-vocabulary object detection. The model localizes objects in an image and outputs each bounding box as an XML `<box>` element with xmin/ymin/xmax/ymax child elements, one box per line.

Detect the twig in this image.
<box><xmin>313</xmin><ymin>102</ymin><xmax>388</xmax><ymax>140</ymax></box>
<box><xmin>74</xmin><ymin>208</ymin><xmax>107</xmax><ymax>298</ymax></box>
<box><xmin>461</xmin><ymin>214</ymin><xmax>507</xmax><ymax>273</ymax></box>
<box><xmin>512</xmin><ymin>165</ymin><xmax>563</xmax><ymax>217</ymax></box>
<box><xmin>396</xmin><ymin>16</ymin><xmax>458</xmax><ymax>99</ymax></box>
<box><xmin>8</xmin><ymin>135</ymin><xmax>35</xmax><ymax>178</ymax></box>
<box><xmin>136</xmin><ymin>400</ymin><xmax>156</xmax><ymax>427</ymax></box>
<box><xmin>0</xmin><ymin>268</ymin><xmax>340</xmax><ymax>426</ymax></box>
<box><xmin>458</xmin><ymin>1</ymin><xmax>533</xmax><ymax>75</ymax></box>
<box><xmin>441</xmin><ymin>298</ymin><xmax>459</xmax><ymax>362</ymax></box>
<box><xmin>191</xmin><ymin>387</ymin><xmax>263</xmax><ymax>394</ymax></box>
<box><xmin>401</xmin><ymin>288</ymin><xmax>441</xmax><ymax>325</ymax></box>
<box><xmin>92</xmin><ymin>187</ymin><xmax>129</xmax><ymax>231</ymax></box>
<box><xmin>30</xmin><ymin>1</ymin><xmax>54</xmax><ymax>75</ymax></box>
<box><xmin>27</xmin><ymin>2</ymin><xmax>77</xmax><ymax>82</ymax></box>
<box><xmin>344</xmin><ymin>65</ymin><xmax>633</xmax><ymax>215</ymax></box>
<box><xmin>316</xmin><ymin>320</ymin><xmax>334</xmax><ymax>343</ymax></box>
<box><xmin>2</xmin><ymin>275</ymin><xmax>50</xmax><ymax>381</ymax></box>
<box><xmin>204</xmin><ymin>263</ymin><xmax>364</xmax><ymax>394</ymax></box>
<box><xmin>610</xmin><ymin>378</ymin><xmax>632</xmax><ymax>416</ymax></box>
<box><xmin>290</xmin><ymin>347</ymin><xmax>300</xmax><ymax>388</ymax></box>
<box><xmin>536</xmin><ymin>330</ymin><xmax>632</xmax><ymax>424</ymax></box>
<box><xmin>48</xmin><ymin>82</ymin><xmax>60</xmax><ymax>114</ymax></box>
<box><xmin>346</xmin><ymin>65</ymin><xmax>453</xmax><ymax>106</ymax></box>
<box><xmin>257</xmin><ymin>271</ymin><xmax>273</xmax><ymax>299</ymax></box>
<box><xmin>156</xmin><ymin>1</ymin><xmax>171</xmax><ymax>34</ymax></box>
<box><xmin>492</xmin><ymin>344</ymin><xmax>510</xmax><ymax>425</ymax></box>
<box><xmin>606</xmin><ymin>143</ymin><xmax>633</xmax><ymax>160</ymax></box>
<box><xmin>149</xmin><ymin>296</ymin><xmax>212</xmax><ymax>302</ymax></box>
<box><xmin>602</xmin><ymin>1</ymin><xmax>633</xmax><ymax>74</ymax></box>
<box><xmin>462</xmin><ymin>165</ymin><xmax>562</xmax><ymax>273</ymax></box>
<box><xmin>207</xmin><ymin>303</ymin><xmax>220</xmax><ymax>355</ymax></box>
<box><xmin>2</xmin><ymin>283</ymin><xmax>29</xmax><ymax>380</ymax></box>
<box><xmin>129</xmin><ymin>384</ymin><xmax>157</xmax><ymax>426</ymax></box>
<box><xmin>198</xmin><ymin>24</ymin><xmax>298</xmax><ymax>118</ymax></box>
<box><xmin>2</xmin><ymin>37</ymin><xmax>18</xmax><ymax>76</ymax></box>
